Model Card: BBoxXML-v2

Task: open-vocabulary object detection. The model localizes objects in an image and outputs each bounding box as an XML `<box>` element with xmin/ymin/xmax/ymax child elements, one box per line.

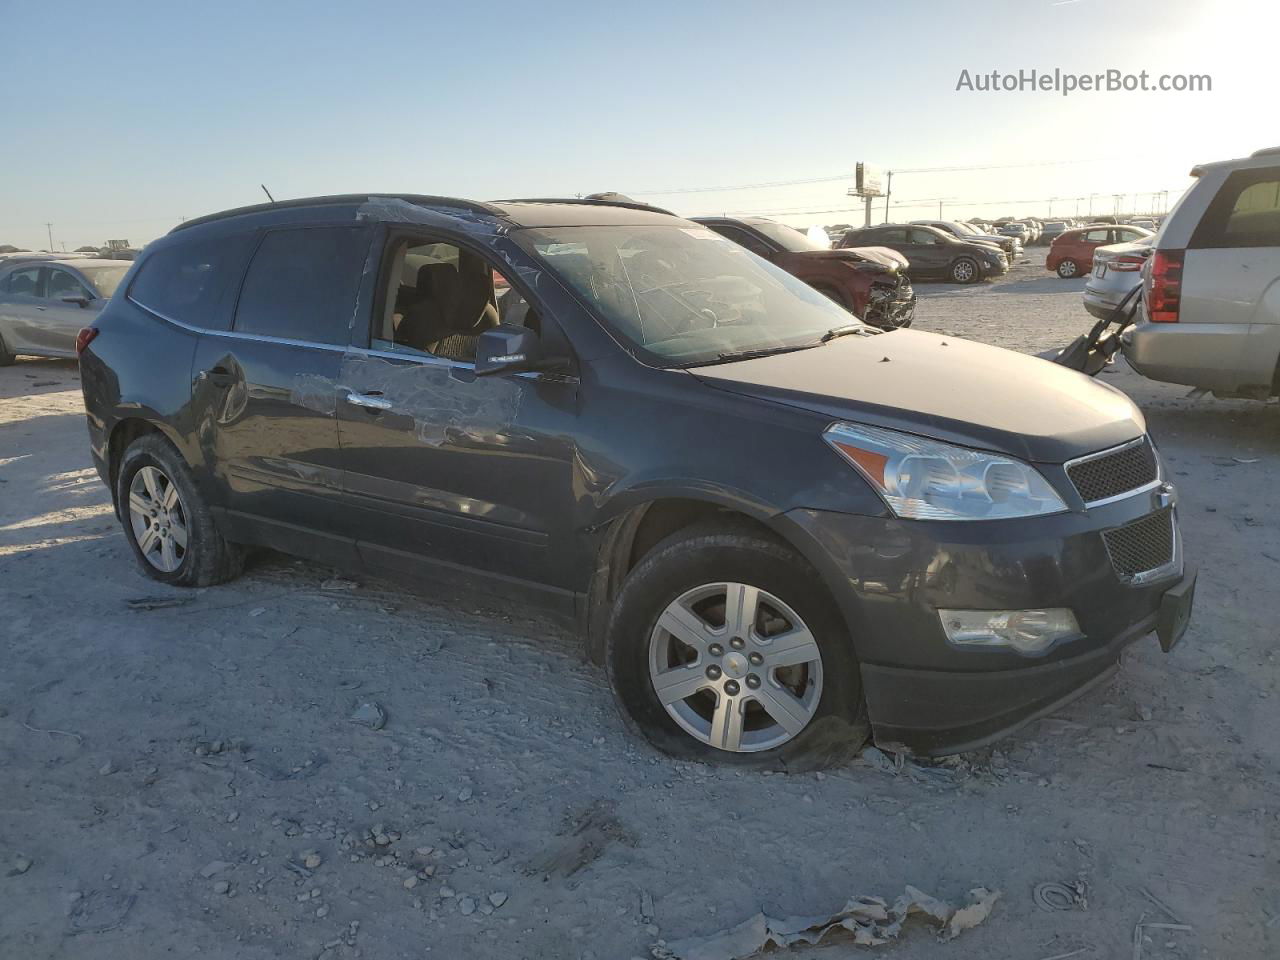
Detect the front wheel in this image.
<box><xmin>950</xmin><ymin>258</ymin><xmax>979</xmax><ymax>283</ymax></box>
<box><xmin>1057</xmin><ymin>259</ymin><xmax>1080</xmax><ymax>278</ymax></box>
<box><xmin>0</xmin><ymin>332</ymin><xmax>14</xmax><ymax>366</ymax></box>
<box><xmin>605</xmin><ymin>522</ymin><xmax>868</xmax><ymax>769</ymax></box>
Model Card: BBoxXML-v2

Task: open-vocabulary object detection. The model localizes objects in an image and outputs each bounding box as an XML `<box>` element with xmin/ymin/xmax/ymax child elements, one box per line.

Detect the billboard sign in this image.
<box><xmin>855</xmin><ymin>163</ymin><xmax>884</xmax><ymax>198</ymax></box>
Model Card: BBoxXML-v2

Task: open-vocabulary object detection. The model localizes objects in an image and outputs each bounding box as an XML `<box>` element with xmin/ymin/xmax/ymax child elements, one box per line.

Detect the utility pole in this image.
<box><xmin>938</xmin><ymin>199</ymin><xmax>943</xmax><ymax>219</ymax></box>
<box><xmin>1048</xmin><ymin>197</ymin><xmax>1056</xmax><ymax>217</ymax></box>
<box><xmin>46</xmin><ymin>223</ymin><xmax>54</xmax><ymax>252</ymax></box>
<box><xmin>883</xmin><ymin>171</ymin><xmax>893</xmax><ymax>224</ymax></box>
<box><xmin>1113</xmin><ymin>193</ymin><xmax>1123</xmax><ymax>216</ymax></box>
<box><xmin>1075</xmin><ymin>197</ymin><xmax>1080</xmax><ymax>217</ymax></box>
<box><xmin>1089</xmin><ymin>194</ymin><xmax>1096</xmax><ymax>217</ymax></box>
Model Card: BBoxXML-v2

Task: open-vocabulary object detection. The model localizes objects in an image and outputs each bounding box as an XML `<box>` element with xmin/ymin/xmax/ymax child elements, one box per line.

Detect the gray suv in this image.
<box><xmin>1122</xmin><ymin>146</ymin><xmax>1280</xmax><ymax>399</ymax></box>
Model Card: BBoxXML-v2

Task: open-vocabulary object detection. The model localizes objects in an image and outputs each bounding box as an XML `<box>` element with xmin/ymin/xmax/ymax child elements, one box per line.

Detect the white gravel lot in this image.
<box><xmin>1</xmin><ymin>262</ymin><xmax>1276</xmax><ymax>960</ymax></box>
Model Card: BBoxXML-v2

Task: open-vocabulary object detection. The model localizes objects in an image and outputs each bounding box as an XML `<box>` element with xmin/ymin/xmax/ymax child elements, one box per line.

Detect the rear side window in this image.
<box><xmin>130</xmin><ymin>233</ymin><xmax>254</xmax><ymax>330</ymax></box>
<box><xmin>234</xmin><ymin>226</ymin><xmax>369</xmax><ymax>345</ymax></box>
<box><xmin>1192</xmin><ymin>169</ymin><xmax>1280</xmax><ymax>248</ymax></box>
<box><xmin>2</xmin><ymin>266</ymin><xmax>41</xmax><ymax>295</ymax></box>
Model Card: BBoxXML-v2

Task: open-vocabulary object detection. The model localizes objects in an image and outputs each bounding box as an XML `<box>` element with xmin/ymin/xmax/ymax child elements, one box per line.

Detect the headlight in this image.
<box><xmin>823</xmin><ymin>422</ymin><xmax>1067</xmax><ymax>520</ymax></box>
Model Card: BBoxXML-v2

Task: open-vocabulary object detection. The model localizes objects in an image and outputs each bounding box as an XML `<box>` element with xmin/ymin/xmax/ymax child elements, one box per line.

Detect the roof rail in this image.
<box><xmin>493</xmin><ymin>197</ymin><xmax>678</xmax><ymax>217</ymax></box>
<box><xmin>171</xmin><ymin>194</ymin><xmax>505</xmax><ymax>233</ymax></box>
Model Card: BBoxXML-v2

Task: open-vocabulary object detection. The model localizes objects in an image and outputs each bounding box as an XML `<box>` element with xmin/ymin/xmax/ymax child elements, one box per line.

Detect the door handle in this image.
<box><xmin>346</xmin><ymin>391</ymin><xmax>392</xmax><ymax>411</ymax></box>
<box><xmin>197</xmin><ymin>367</ymin><xmax>236</xmax><ymax>387</ymax></box>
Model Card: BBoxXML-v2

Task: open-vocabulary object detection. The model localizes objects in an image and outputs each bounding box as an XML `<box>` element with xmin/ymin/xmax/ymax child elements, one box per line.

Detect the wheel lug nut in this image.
<box><xmin>730</xmin><ymin>636</ymin><xmax>745</xmax><ymax>650</ymax></box>
<box><xmin>746</xmin><ymin>674</ymin><xmax>761</xmax><ymax>690</ymax></box>
<box><xmin>708</xmin><ymin>643</ymin><xmax>724</xmax><ymax>657</ymax></box>
<box><xmin>724</xmin><ymin>679</ymin><xmax>740</xmax><ymax>696</ymax></box>
<box><xmin>705</xmin><ymin>664</ymin><xmax>722</xmax><ymax>680</ymax></box>
<box><xmin>748</xmin><ymin>652</ymin><xmax>764</xmax><ymax>666</ymax></box>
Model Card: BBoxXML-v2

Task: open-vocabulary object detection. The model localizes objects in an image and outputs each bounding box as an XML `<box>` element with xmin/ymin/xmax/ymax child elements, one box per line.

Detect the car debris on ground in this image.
<box><xmin>653</xmin><ymin>885</ymin><xmax>1000</xmax><ymax>959</ymax></box>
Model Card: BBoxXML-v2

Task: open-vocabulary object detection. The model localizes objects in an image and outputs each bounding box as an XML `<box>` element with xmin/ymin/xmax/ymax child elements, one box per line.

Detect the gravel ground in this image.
<box><xmin>1</xmin><ymin>262</ymin><xmax>1277</xmax><ymax>960</ymax></box>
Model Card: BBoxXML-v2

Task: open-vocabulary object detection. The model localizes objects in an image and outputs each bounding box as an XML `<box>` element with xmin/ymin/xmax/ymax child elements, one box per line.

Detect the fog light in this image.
<box><xmin>939</xmin><ymin>608</ymin><xmax>1080</xmax><ymax>654</ymax></box>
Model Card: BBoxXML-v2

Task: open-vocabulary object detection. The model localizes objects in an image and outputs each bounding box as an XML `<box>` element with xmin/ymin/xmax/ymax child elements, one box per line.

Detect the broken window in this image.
<box><xmin>374</xmin><ymin>239</ymin><xmax>535</xmax><ymax>364</ymax></box>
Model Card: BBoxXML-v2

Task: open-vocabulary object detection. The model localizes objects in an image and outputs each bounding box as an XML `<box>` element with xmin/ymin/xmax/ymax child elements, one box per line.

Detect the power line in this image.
<box><xmin>630</xmin><ymin>158</ymin><xmax>1112</xmax><ymax>197</ymax></box>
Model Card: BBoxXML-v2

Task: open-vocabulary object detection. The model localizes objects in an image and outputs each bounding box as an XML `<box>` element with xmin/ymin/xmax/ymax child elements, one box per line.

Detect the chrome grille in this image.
<box><xmin>1103</xmin><ymin>509</ymin><xmax>1175</xmax><ymax>581</ymax></box>
<box><xmin>1068</xmin><ymin>438</ymin><xmax>1158</xmax><ymax>504</ymax></box>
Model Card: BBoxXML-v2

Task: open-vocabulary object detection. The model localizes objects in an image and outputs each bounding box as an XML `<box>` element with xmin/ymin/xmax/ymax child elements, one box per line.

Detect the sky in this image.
<box><xmin>1</xmin><ymin>0</ymin><xmax>1272</xmax><ymax>250</ymax></box>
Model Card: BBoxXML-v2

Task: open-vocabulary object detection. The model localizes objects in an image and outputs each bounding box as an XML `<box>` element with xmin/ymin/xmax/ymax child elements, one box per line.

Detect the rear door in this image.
<box><xmin>0</xmin><ymin>264</ymin><xmax>45</xmax><ymax>353</ymax></box>
<box><xmin>190</xmin><ymin>223</ymin><xmax>374</xmax><ymax>565</ymax></box>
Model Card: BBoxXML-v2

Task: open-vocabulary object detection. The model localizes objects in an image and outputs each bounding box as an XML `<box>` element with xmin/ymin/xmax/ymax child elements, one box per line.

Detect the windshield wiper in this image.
<box><xmin>820</xmin><ymin>323</ymin><xmax>868</xmax><ymax>343</ymax></box>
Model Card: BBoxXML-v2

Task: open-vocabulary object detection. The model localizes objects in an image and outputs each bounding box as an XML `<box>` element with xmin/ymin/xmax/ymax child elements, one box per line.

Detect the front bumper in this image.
<box><xmin>779</xmin><ymin>491</ymin><xmax>1192</xmax><ymax>756</ymax></box>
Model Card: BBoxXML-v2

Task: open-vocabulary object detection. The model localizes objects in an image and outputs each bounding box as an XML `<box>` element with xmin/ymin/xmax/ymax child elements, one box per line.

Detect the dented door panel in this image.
<box><xmin>333</xmin><ymin>349</ymin><xmax>581</xmax><ymax>596</ymax></box>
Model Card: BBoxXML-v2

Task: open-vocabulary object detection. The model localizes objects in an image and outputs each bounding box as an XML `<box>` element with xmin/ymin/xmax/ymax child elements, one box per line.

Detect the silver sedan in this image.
<box><xmin>1082</xmin><ymin>238</ymin><xmax>1152</xmax><ymax>320</ymax></box>
<box><xmin>0</xmin><ymin>257</ymin><xmax>130</xmax><ymax>362</ymax></box>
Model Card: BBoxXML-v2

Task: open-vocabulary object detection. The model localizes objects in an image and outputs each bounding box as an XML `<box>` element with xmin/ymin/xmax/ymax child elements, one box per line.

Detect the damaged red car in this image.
<box><xmin>693</xmin><ymin>216</ymin><xmax>916</xmax><ymax>329</ymax></box>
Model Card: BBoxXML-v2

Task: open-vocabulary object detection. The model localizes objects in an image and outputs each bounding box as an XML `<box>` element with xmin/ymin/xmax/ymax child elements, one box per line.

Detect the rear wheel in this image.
<box><xmin>1057</xmin><ymin>259</ymin><xmax>1080</xmax><ymax>278</ymax></box>
<box><xmin>606</xmin><ymin>522</ymin><xmax>868</xmax><ymax>769</ymax></box>
<box><xmin>950</xmin><ymin>258</ymin><xmax>979</xmax><ymax>283</ymax></box>
<box><xmin>117</xmin><ymin>434</ymin><xmax>243</xmax><ymax>586</ymax></box>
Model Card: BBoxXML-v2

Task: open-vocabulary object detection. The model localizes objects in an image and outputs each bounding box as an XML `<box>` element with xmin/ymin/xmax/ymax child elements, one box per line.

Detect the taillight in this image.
<box><xmin>1147</xmin><ymin>250</ymin><xmax>1184</xmax><ymax>323</ymax></box>
<box><xmin>1110</xmin><ymin>255</ymin><xmax>1147</xmax><ymax>272</ymax></box>
<box><xmin>75</xmin><ymin>326</ymin><xmax>99</xmax><ymax>355</ymax></box>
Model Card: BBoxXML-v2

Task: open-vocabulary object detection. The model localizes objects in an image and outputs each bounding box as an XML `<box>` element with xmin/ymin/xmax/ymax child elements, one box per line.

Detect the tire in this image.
<box><xmin>605</xmin><ymin>521</ymin><xmax>869</xmax><ymax>770</ymax></box>
<box><xmin>950</xmin><ymin>257</ymin><xmax>979</xmax><ymax>284</ymax></box>
<box><xmin>116</xmin><ymin>433</ymin><xmax>243</xmax><ymax>587</ymax></box>
<box><xmin>1057</xmin><ymin>259</ymin><xmax>1080</xmax><ymax>278</ymax></box>
<box><xmin>0</xmin><ymin>332</ymin><xmax>14</xmax><ymax>366</ymax></box>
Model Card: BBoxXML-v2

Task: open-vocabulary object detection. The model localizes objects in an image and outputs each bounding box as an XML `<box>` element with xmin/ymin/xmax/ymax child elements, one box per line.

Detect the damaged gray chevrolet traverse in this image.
<box><xmin>78</xmin><ymin>194</ymin><xmax>1196</xmax><ymax>767</ymax></box>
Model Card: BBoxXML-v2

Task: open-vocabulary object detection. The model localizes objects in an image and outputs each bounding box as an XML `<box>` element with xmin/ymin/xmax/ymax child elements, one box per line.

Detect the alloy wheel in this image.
<box><xmin>127</xmin><ymin>465</ymin><xmax>189</xmax><ymax>573</ymax></box>
<box><xmin>952</xmin><ymin>260</ymin><xmax>975</xmax><ymax>282</ymax></box>
<box><xmin>1058</xmin><ymin>260</ymin><xmax>1079</xmax><ymax>278</ymax></box>
<box><xmin>648</xmin><ymin>582</ymin><xmax>824</xmax><ymax>753</ymax></box>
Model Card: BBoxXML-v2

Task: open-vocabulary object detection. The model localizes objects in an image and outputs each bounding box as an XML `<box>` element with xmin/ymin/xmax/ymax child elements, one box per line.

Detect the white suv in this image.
<box><xmin>1121</xmin><ymin>147</ymin><xmax>1280</xmax><ymax>399</ymax></box>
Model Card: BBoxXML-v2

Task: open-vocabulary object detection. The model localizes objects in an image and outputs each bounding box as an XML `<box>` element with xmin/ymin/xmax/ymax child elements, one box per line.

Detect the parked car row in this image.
<box><xmin>838</xmin><ymin>223</ymin><xmax>1009</xmax><ymax>283</ymax></box>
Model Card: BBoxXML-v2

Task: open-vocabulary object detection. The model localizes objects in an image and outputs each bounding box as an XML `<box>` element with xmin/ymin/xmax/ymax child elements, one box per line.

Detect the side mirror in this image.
<box><xmin>475</xmin><ymin>324</ymin><xmax>543</xmax><ymax>377</ymax></box>
<box><xmin>62</xmin><ymin>296</ymin><xmax>92</xmax><ymax>309</ymax></box>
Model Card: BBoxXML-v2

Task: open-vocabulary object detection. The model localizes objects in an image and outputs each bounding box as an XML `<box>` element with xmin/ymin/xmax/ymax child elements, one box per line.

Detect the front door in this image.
<box><xmin>37</xmin><ymin>265</ymin><xmax>97</xmax><ymax>357</ymax></box>
<box><xmin>192</xmin><ymin>223</ymin><xmax>374</xmax><ymax>566</ymax></box>
<box><xmin>336</xmin><ymin>234</ymin><xmax>581</xmax><ymax>610</ymax></box>
<box><xmin>904</xmin><ymin>228</ymin><xmax>953</xmax><ymax>275</ymax></box>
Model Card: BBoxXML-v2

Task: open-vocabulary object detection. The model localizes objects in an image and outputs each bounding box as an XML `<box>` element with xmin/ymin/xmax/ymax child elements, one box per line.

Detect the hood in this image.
<box><xmin>691</xmin><ymin>329</ymin><xmax>1144</xmax><ymax>463</ymax></box>
<box><xmin>790</xmin><ymin>246</ymin><xmax>907</xmax><ymax>270</ymax></box>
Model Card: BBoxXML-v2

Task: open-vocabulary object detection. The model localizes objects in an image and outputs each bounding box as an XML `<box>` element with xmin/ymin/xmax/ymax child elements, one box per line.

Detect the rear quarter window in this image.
<box><xmin>1190</xmin><ymin>169</ymin><xmax>1280</xmax><ymax>248</ymax></box>
<box><xmin>129</xmin><ymin>233</ymin><xmax>254</xmax><ymax>330</ymax></box>
<box><xmin>233</xmin><ymin>226</ymin><xmax>370</xmax><ymax>345</ymax></box>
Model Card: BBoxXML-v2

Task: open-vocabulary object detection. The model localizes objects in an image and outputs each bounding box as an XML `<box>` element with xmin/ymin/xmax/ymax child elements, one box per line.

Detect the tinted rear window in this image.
<box><xmin>130</xmin><ymin>233</ymin><xmax>253</xmax><ymax>330</ymax></box>
<box><xmin>234</xmin><ymin>227</ymin><xmax>369</xmax><ymax>345</ymax></box>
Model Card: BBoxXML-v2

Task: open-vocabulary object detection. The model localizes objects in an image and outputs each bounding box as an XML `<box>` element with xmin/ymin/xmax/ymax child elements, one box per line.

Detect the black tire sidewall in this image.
<box><xmin>116</xmin><ymin>437</ymin><xmax>206</xmax><ymax>585</ymax></box>
<box><xmin>606</xmin><ymin>529</ymin><xmax>867</xmax><ymax>769</ymax></box>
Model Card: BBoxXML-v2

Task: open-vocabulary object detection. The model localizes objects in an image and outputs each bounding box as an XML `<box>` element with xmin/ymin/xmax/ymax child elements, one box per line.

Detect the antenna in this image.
<box><xmin>260</xmin><ymin>184</ymin><xmax>276</xmax><ymax>203</ymax></box>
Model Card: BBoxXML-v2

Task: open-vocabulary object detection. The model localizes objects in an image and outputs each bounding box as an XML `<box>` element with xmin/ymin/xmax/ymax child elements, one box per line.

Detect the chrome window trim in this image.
<box><xmin>1064</xmin><ymin>435</ymin><xmax>1163</xmax><ymax>508</ymax></box>
<box><xmin>132</xmin><ymin>299</ymin><xmax>575</xmax><ymax>382</ymax></box>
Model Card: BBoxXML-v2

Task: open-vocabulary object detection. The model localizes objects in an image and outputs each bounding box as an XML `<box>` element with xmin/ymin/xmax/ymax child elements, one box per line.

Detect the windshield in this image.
<box><xmin>749</xmin><ymin>220</ymin><xmax>827</xmax><ymax>252</ymax></box>
<box><xmin>78</xmin><ymin>264</ymin><xmax>130</xmax><ymax>297</ymax></box>
<box><xmin>517</xmin><ymin>225</ymin><xmax>861</xmax><ymax>366</ymax></box>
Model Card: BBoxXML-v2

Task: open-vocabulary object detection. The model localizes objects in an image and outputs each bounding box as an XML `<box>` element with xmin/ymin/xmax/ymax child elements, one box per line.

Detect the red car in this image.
<box><xmin>1047</xmin><ymin>224</ymin><xmax>1153</xmax><ymax>278</ymax></box>
<box><xmin>693</xmin><ymin>216</ymin><xmax>916</xmax><ymax>329</ymax></box>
